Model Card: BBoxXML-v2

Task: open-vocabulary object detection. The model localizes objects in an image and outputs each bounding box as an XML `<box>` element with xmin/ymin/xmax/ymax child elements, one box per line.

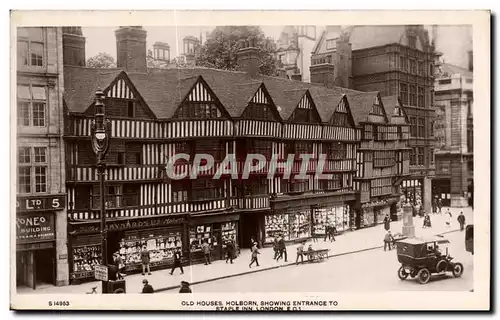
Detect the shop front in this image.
<box><xmin>358</xmin><ymin>200</ymin><xmax>390</xmax><ymax>228</ymax></box>
<box><xmin>312</xmin><ymin>204</ymin><xmax>352</xmax><ymax>237</ymax></box>
<box><xmin>188</xmin><ymin>212</ymin><xmax>240</xmax><ymax>264</ymax></box>
<box><xmin>401</xmin><ymin>179</ymin><xmax>423</xmax><ymax>206</ymax></box>
<box><xmin>264</xmin><ymin>206</ymin><xmax>312</xmax><ymax>244</ymax></box>
<box><xmin>68</xmin><ymin>214</ymin><xmax>188</xmax><ymax>283</ymax></box>
<box><xmin>16</xmin><ymin>194</ymin><xmax>66</xmax><ymax>290</ymax></box>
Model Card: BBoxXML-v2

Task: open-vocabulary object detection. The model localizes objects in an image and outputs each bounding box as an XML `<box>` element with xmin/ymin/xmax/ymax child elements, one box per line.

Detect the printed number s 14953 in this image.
<box><xmin>48</xmin><ymin>301</ymin><xmax>70</xmax><ymax>307</ymax></box>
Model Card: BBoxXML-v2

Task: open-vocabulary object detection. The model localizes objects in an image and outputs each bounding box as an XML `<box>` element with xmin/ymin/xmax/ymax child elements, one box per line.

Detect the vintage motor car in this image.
<box><xmin>396</xmin><ymin>236</ymin><xmax>464</xmax><ymax>284</ymax></box>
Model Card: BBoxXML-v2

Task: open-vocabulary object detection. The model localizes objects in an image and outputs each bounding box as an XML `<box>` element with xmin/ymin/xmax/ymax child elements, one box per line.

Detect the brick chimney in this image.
<box><xmin>237</xmin><ymin>38</ymin><xmax>260</xmax><ymax>78</ymax></box>
<box><xmin>115</xmin><ymin>26</ymin><xmax>147</xmax><ymax>73</ymax></box>
<box><xmin>62</xmin><ymin>27</ymin><xmax>86</xmax><ymax>67</ymax></box>
<box><xmin>467</xmin><ymin>50</ymin><xmax>473</xmax><ymax>72</ymax></box>
<box><xmin>310</xmin><ymin>56</ymin><xmax>335</xmax><ymax>89</ymax></box>
<box><xmin>334</xmin><ymin>34</ymin><xmax>352</xmax><ymax>88</ymax></box>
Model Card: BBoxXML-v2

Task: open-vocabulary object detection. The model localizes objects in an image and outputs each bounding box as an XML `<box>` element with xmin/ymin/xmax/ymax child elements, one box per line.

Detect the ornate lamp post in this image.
<box><xmin>90</xmin><ymin>89</ymin><xmax>111</xmax><ymax>270</ymax></box>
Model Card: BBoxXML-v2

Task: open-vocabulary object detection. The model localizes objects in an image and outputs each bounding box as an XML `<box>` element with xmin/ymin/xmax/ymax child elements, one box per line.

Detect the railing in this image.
<box><xmin>66</xmin><ymin>164</ymin><xmax>162</xmax><ymax>182</ymax></box>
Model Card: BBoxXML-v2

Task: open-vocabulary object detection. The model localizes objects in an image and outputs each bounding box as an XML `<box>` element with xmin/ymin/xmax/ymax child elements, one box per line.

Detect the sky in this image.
<box><xmin>82</xmin><ymin>25</ymin><xmax>472</xmax><ymax>69</ymax></box>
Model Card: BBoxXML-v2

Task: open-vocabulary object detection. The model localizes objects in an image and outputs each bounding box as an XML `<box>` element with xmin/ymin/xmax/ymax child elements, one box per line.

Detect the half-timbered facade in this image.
<box><xmin>349</xmin><ymin>92</ymin><xmax>410</xmax><ymax>228</ymax></box>
<box><xmin>62</xmin><ymin>26</ymin><xmax>406</xmax><ymax>283</ymax></box>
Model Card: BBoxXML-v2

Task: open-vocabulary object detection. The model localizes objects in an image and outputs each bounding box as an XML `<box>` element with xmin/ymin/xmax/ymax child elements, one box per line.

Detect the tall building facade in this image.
<box><xmin>16</xmin><ymin>27</ymin><xmax>68</xmax><ymax>289</ymax></box>
<box><xmin>311</xmin><ymin>25</ymin><xmax>439</xmax><ymax>213</ymax></box>
<box><xmin>60</xmin><ymin>26</ymin><xmax>408</xmax><ymax>284</ymax></box>
<box><xmin>433</xmin><ymin>61</ymin><xmax>473</xmax><ymax>207</ymax></box>
<box><xmin>276</xmin><ymin>26</ymin><xmax>317</xmax><ymax>82</ymax></box>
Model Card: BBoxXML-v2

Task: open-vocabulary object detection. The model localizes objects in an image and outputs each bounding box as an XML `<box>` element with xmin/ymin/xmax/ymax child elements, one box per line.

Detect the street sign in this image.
<box><xmin>94</xmin><ymin>265</ymin><xmax>108</xmax><ymax>281</ymax></box>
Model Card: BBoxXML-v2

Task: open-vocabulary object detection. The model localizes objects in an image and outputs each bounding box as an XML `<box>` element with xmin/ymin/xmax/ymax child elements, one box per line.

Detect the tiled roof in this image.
<box><xmin>344</xmin><ymin>91</ymin><xmax>379</xmax><ymax>125</ymax></box>
<box><xmin>381</xmin><ymin>95</ymin><xmax>398</xmax><ymax>121</ymax></box>
<box><xmin>63</xmin><ymin>66</ymin><xmax>123</xmax><ymax>113</ymax></box>
<box><xmin>64</xmin><ymin>65</ymin><xmax>382</xmax><ymax>125</ymax></box>
<box><xmin>440</xmin><ymin>63</ymin><xmax>473</xmax><ymax>78</ymax></box>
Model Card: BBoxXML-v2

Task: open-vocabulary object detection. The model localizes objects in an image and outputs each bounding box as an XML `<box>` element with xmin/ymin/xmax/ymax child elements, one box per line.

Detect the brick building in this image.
<box><xmin>16</xmin><ymin>27</ymin><xmax>68</xmax><ymax>289</ymax></box>
<box><xmin>433</xmin><ymin>59</ymin><xmax>473</xmax><ymax>207</ymax></box>
<box><xmin>310</xmin><ymin>25</ymin><xmax>439</xmax><ymax>213</ymax></box>
<box><xmin>61</xmin><ymin>26</ymin><xmax>409</xmax><ymax>283</ymax></box>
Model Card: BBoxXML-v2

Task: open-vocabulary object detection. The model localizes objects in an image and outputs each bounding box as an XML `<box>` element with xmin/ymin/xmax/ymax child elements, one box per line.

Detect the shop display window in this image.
<box><xmin>189</xmin><ymin>224</ymin><xmax>218</xmax><ymax>252</ymax></box>
<box><xmin>71</xmin><ymin>244</ymin><xmax>102</xmax><ymax>277</ymax></box>
<box><xmin>313</xmin><ymin>205</ymin><xmax>350</xmax><ymax>235</ymax></box>
<box><xmin>119</xmin><ymin>231</ymin><xmax>182</xmax><ymax>270</ymax></box>
<box><xmin>221</xmin><ymin>222</ymin><xmax>237</xmax><ymax>243</ymax></box>
<box><xmin>265</xmin><ymin>214</ymin><xmax>290</xmax><ymax>243</ymax></box>
<box><xmin>264</xmin><ymin>210</ymin><xmax>312</xmax><ymax>243</ymax></box>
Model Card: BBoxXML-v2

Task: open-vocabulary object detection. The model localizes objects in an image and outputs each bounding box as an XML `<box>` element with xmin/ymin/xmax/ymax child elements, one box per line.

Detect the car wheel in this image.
<box><xmin>398</xmin><ymin>266</ymin><xmax>409</xmax><ymax>280</ymax></box>
<box><xmin>417</xmin><ymin>268</ymin><xmax>431</xmax><ymax>284</ymax></box>
<box><xmin>452</xmin><ymin>263</ymin><xmax>464</xmax><ymax>278</ymax></box>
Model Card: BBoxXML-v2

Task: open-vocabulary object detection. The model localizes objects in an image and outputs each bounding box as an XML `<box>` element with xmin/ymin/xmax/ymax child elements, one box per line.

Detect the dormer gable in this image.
<box><xmin>289</xmin><ymin>91</ymin><xmax>321</xmax><ymax>124</ymax></box>
<box><xmin>172</xmin><ymin>76</ymin><xmax>230</xmax><ymax>120</ymax></box>
<box><xmin>241</xmin><ymin>84</ymin><xmax>281</xmax><ymax>121</ymax></box>
<box><xmin>330</xmin><ymin>95</ymin><xmax>355</xmax><ymax>127</ymax></box>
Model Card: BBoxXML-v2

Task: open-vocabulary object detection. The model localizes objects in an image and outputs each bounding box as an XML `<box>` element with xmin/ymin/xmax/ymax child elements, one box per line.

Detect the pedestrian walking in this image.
<box><xmin>179</xmin><ymin>281</ymin><xmax>192</xmax><ymax>293</ymax></box>
<box><xmin>249</xmin><ymin>242</ymin><xmax>260</xmax><ymax>268</ymax></box>
<box><xmin>445</xmin><ymin>208</ymin><xmax>452</xmax><ymax>228</ymax></box>
<box><xmin>384</xmin><ymin>231</ymin><xmax>394</xmax><ymax>251</ymax></box>
<box><xmin>437</xmin><ymin>198</ymin><xmax>443</xmax><ymax>213</ymax></box>
<box><xmin>307</xmin><ymin>244</ymin><xmax>314</xmax><ymax>261</ymax></box>
<box><xmin>141</xmin><ymin>246</ymin><xmax>151</xmax><ymax>276</ymax></box>
<box><xmin>432</xmin><ymin>198</ymin><xmax>437</xmax><ymax>214</ymax></box>
<box><xmin>457</xmin><ymin>211</ymin><xmax>466</xmax><ymax>231</ymax></box>
<box><xmin>225</xmin><ymin>238</ymin><xmax>235</xmax><ymax>264</ymax></box>
<box><xmin>324</xmin><ymin>225</ymin><xmax>331</xmax><ymax>242</ymax></box>
<box><xmin>142</xmin><ymin>279</ymin><xmax>154</xmax><ymax>293</ymax></box>
<box><xmin>170</xmin><ymin>248</ymin><xmax>184</xmax><ymax>275</ymax></box>
<box><xmin>113</xmin><ymin>252</ymin><xmax>125</xmax><ymax>280</ymax></box>
<box><xmin>272</xmin><ymin>237</ymin><xmax>279</xmax><ymax>260</ymax></box>
<box><xmin>329</xmin><ymin>225</ymin><xmax>336</xmax><ymax>242</ymax></box>
<box><xmin>201</xmin><ymin>240</ymin><xmax>211</xmax><ymax>265</ymax></box>
<box><xmin>277</xmin><ymin>236</ymin><xmax>288</xmax><ymax>262</ymax></box>
<box><xmin>295</xmin><ymin>242</ymin><xmax>304</xmax><ymax>265</ymax></box>
<box><xmin>423</xmin><ymin>213</ymin><xmax>432</xmax><ymax>228</ymax></box>
<box><xmin>383</xmin><ymin>214</ymin><xmax>391</xmax><ymax>231</ymax></box>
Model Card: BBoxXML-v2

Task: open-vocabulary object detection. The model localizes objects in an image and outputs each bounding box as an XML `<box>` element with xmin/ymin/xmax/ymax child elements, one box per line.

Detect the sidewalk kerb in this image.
<box><xmin>153</xmin><ymin>228</ymin><xmax>461</xmax><ymax>293</ymax></box>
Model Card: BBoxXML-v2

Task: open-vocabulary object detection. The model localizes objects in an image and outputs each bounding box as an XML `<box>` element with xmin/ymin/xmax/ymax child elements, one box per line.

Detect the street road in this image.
<box><xmin>160</xmin><ymin>231</ymin><xmax>473</xmax><ymax>293</ymax></box>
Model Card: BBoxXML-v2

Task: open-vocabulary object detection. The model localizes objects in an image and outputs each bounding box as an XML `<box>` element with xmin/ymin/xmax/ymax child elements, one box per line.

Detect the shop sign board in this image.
<box><xmin>16</xmin><ymin>212</ymin><xmax>55</xmax><ymax>243</ymax></box>
<box><xmin>16</xmin><ymin>195</ymin><xmax>66</xmax><ymax>212</ymax></box>
<box><xmin>70</xmin><ymin>216</ymin><xmax>186</xmax><ymax>235</ymax></box>
<box><xmin>94</xmin><ymin>265</ymin><xmax>108</xmax><ymax>281</ymax></box>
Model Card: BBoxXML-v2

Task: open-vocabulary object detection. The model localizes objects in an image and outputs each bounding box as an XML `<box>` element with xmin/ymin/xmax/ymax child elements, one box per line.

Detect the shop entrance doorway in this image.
<box><xmin>239</xmin><ymin>213</ymin><xmax>259</xmax><ymax>248</ymax></box>
<box><xmin>34</xmin><ymin>248</ymin><xmax>55</xmax><ymax>287</ymax></box>
<box><xmin>432</xmin><ymin>178</ymin><xmax>451</xmax><ymax>207</ymax></box>
<box><xmin>16</xmin><ymin>251</ymin><xmax>34</xmax><ymax>289</ymax></box>
<box><xmin>107</xmin><ymin>231</ymin><xmax>125</xmax><ymax>264</ymax></box>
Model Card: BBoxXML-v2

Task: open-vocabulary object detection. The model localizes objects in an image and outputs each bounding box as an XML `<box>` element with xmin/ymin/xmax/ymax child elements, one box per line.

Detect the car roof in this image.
<box><xmin>399</xmin><ymin>236</ymin><xmax>450</xmax><ymax>245</ymax></box>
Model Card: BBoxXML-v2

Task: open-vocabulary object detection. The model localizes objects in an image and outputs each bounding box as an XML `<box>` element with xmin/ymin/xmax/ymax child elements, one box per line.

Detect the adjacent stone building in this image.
<box><xmin>433</xmin><ymin>59</ymin><xmax>473</xmax><ymax>207</ymax></box>
<box><xmin>16</xmin><ymin>27</ymin><xmax>68</xmax><ymax>289</ymax></box>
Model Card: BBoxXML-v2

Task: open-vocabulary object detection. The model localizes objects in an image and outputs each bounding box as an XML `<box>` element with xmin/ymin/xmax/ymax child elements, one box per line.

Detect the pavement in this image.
<box><xmin>17</xmin><ymin>206</ymin><xmax>473</xmax><ymax>295</ymax></box>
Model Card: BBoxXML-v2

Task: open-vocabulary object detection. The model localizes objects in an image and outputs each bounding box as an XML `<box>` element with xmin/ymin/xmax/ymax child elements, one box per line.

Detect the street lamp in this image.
<box><xmin>90</xmin><ymin>89</ymin><xmax>111</xmax><ymax>284</ymax></box>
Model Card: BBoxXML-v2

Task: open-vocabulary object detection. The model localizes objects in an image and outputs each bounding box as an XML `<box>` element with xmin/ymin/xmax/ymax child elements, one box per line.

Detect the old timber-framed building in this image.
<box><xmin>311</xmin><ymin>25</ymin><xmax>439</xmax><ymax>214</ymax></box>
<box><xmin>62</xmin><ymin>26</ymin><xmax>409</xmax><ymax>283</ymax></box>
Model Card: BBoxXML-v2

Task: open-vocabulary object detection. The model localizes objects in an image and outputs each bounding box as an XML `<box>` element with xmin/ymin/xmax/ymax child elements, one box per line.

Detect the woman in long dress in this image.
<box><xmin>445</xmin><ymin>209</ymin><xmax>452</xmax><ymax>228</ymax></box>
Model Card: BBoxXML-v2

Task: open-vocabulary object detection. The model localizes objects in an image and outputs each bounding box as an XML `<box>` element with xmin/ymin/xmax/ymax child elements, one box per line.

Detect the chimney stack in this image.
<box><xmin>236</xmin><ymin>38</ymin><xmax>260</xmax><ymax>78</ymax></box>
<box><xmin>115</xmin><ymin>26</ymin><xmax>147</xmax><ymax>73</ymax></box>
<box><xmin>334</xmin><ymin>34</ymin><xmax>352</xmax><ymax>88</ymax></box>
<box><xmin>62</xmin><ymin>27</ymin><xmax>86</xmax><ymax>67</ymax></box>
<box><xmin>467</xmin><ymin>50</ymin><xmax>473</xmax><ymax>72</ymax></box>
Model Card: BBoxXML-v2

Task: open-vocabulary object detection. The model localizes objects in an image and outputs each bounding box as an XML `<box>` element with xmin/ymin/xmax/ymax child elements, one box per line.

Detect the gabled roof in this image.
<box><xmin>344</xmin><ymin>91</ymin><xmax>380</xmax><ymax>125</ymax></box>
<box><xmin>228</xmin><ymin>82</ymin><xmax>263</xmax><ymax>117</ymax></box>
<box><xmin>382</xmin><ymin>95</ymin><xmax>409</xmax><ymax>124</ymax></box>
<box><xmin>63</xmin><ymin>66</ymin><xmax>123</xmax><ymax>113</ymax></box>
<box><xmin>308</xmin><ymin>86</ymin><xmax>344</xmax><ymax>122</ymax></box>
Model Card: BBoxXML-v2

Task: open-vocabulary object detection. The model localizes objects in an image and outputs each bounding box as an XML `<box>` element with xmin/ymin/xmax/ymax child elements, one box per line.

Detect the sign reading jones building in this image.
<box><xmin>16</xmin><ymin>213</ymin><xmax>55</xmax><ymax>243</ymax></box>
